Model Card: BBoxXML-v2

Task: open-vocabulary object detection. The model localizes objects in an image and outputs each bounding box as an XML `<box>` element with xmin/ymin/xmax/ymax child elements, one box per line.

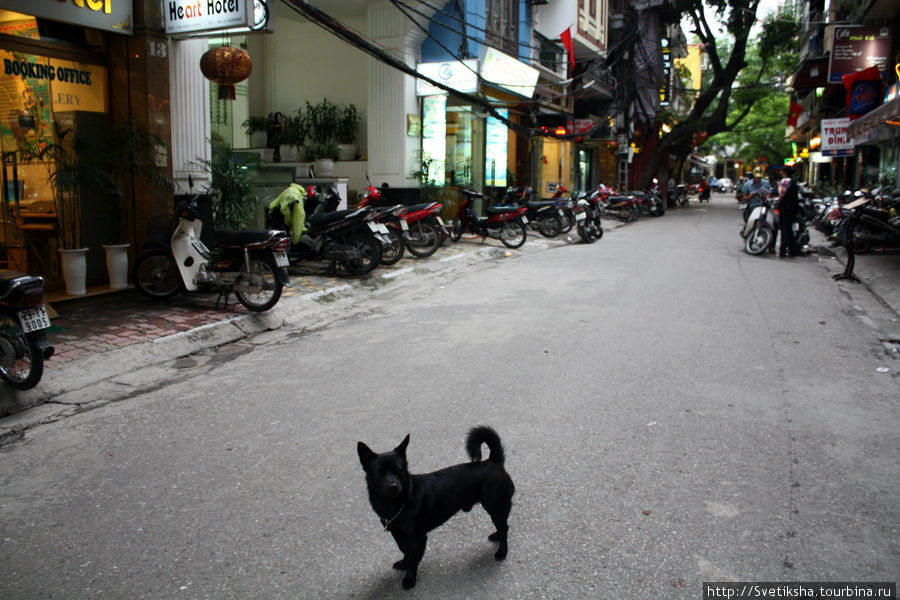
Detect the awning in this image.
<box><xmin>848</xmin><ymin>97</ymin><xmax>900</xmax><ymax>143</ymax></box>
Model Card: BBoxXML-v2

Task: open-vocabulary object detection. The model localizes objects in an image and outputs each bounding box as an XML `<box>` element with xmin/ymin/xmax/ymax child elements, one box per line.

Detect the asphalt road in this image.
<box><xmin>1</xmin><ymin>197</ymin><xmax>897</xmax><ymax>599</ymax></box>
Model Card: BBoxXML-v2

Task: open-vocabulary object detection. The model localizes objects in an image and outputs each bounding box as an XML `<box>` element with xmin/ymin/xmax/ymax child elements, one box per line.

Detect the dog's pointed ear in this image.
<box><xmin>357</xmin><ymin>441</ymin><xmax>376</xmax><ymax>470</ymax></box>
<box><xmin>395</xmin><ymin>434</ymin><xmax>410</xmax><ymax>456</ymax></box>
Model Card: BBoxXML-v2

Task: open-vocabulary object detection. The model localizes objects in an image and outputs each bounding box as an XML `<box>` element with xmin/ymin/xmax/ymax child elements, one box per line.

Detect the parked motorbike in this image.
<box><xmin>0</xmin><ymin>270</ymin><xmax>54</xmax><ymax>390</ymax></box>
<box><xmin>838</xmin><ymin>192</ymin><xmax>900</xmax><ymax>252</ymax></box>
<box><xmin>503</xmin><ymin>186</ymin><xmax>562</xmax><ymax>238</ymax></box>
<box><xmin>635</xmin><ymin>178</ymin><xmax>665</xmax><ymax>216</ymax></box>
<box><xmin>574</xmin><ymin>192</ymin><xmax>603</xmax><ymax>243</ymax></box>
<box><xmin>742</xmin><ymin>193</ymin><xmax>777</xmax><ymax>255</ymax></box>
<box><xmin>134</xmin><ymin>196</ymin><xmax>292</xmax><ymax>311</ymax></box>
<box><xmin>268</xmin><ymin>185</ymin><xmax>387</xmax><ymax>276</ymax></box>
<box><xmin>358</xmin><ymin>184</ymin><xmax>447</xmax><ymax>260</ymax></box>
<box><xmin>450</xmin><ymin>189</ymin><xmax>528</xmax><ymax>248</ymax></box>
<box><xmin>592</xmin><ymin>184</ymin><xmax>640</xmax><ymax>222</ymax></box>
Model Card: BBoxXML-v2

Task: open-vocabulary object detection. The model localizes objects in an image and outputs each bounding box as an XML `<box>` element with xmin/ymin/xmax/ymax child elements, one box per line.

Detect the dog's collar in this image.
<box><xmin>380</xmin><ymin>503</ymin><xmax>406</xmax><ymax>531</ymax></box>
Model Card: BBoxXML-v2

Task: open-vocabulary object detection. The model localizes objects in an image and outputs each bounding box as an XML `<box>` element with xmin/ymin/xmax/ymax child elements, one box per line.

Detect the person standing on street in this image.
<box><xmin>776</xmin><ymin>166</ymin><xmax>800</xmax><ymax>258</ymax></box>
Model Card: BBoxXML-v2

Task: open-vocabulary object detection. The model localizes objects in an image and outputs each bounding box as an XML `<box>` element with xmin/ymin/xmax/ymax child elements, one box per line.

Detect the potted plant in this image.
<box><xmin>306</xmin><ymin>99</ymin><xmax>340</xmax><ymax>175</ymax></box>
<box><xmin>22</xmin><ymin>125</ymin><xmax>110</xmax><ymax>295</ymax></box>
<box><xmin>307</xmin><ymin>141</ymin><xmax>339</xmax><ymax>176</ymax></box>
<box><xmin>335</xmin><ymin>103</ymin><xmax>360</xmax><ymax>161</ymax></box>
<box><xmin>285</xmin><ymin>110</ymin><xmax>309</xmax><ymax>162</ymax></box>
<box><xmin>203</xmin><ymin>148</ymin><xmax>260</xmax><ymax>230</ymax></box>
<box><xmin>98</xmin><ymin>121</ymin><xmax>172</xmax><ymax>289</ymax></box>
<box><xmin>241</xmin><ymin>115</ymin><xmax>269</xmax><ymax>148</ymax></box>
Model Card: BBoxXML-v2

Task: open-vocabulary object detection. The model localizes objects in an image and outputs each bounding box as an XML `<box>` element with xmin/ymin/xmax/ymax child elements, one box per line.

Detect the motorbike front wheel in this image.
<box><xmin>0</xmin><ymin>317</ymin><xmax>43</xmax><ymax>390</ymax></box>
<box><xmin>235</xmin><ymin>256</ymin><xmax>283</xmax><ymax>312</ymax></box>
<box><xmin>536</xmin><ymin>213</ymin><xmax>562</xmax><ymax>238</ymax></box>
<box><xmin>499</xmin><ymin>220</ymin><xmax>527</xmax><ymax>248</ymax></box>
<box><xmin>744</xmin><ymin>225</ymin><xmax>774</xmax><ymax>255</ymax></box>
<box><xmin>380</xmin><ymin>226</ymin><xmax>405</xmax><ymax>266</ymax></box>
<box><xmin>340</xmin><ymin>232</ymin><xmax>382</xmax><ymax>275</ymax></box>
<box><xmin>133</xmin><ymin>250</ymin><xmax>183</xmax><ymax>299</ymax></box>
<box><xmin>450</xmin><ymin>217</ymin><xmax>464</xmax><ymax>242</ymax></box>
<box><xmin>577</xmin><ymin>220</ymin><xmax>593</xmax><ymax>244</ymax></box>
<box><xmin>405</xmin><ymin>220</ymin><xmax>442</xmax><ymax>258</ymax></box>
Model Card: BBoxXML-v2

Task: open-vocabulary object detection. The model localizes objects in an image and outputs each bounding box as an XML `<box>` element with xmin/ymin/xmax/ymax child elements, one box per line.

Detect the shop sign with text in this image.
<box><xmin>828</xmin><ymin>26</ymin><xmax>892</xmax><ymax>84</ymax></box>
<box><xmin>820</xmin><ymin>118</ymin><xmax>855</xmax><ymax>156</ymax></box>
<box><xmin>163</xmin><ymin>0</ymin><xmax>256</xmax><ymax>35</ymax></box>
<box><xmin>416</xmin><ymin>60</ymin><xmax>478</xmax><ymax>96</ymax></box>
<box><xmin>0</xmin><ymin>0</ymin><xmax>133</xmax><ymax>34</ymax></box>
<box><xmin>480</xmin><ymin>47</ymin><xmax>539</xmax><ymax>98</ymax></box>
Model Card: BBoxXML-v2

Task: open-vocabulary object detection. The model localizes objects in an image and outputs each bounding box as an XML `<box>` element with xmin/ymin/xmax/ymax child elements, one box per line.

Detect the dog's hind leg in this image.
<box><xmin>485</xmin><ymin>499</ymin><xmax>511</xmax><ymax>560</ymax></box>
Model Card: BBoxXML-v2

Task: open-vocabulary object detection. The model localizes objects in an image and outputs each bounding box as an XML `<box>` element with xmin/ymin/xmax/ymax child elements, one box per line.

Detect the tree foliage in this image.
<box><xmin>642</xmin><ymin>0</ymin><xmax>800</xmax><ymax>186</ymax></box>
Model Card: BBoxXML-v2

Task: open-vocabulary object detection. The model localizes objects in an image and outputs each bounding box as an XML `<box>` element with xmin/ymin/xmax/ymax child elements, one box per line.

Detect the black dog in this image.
<box><xmin>357</xmin><ymin>426</ymin><xmax>515</xmax><ymax>590</ymax></box>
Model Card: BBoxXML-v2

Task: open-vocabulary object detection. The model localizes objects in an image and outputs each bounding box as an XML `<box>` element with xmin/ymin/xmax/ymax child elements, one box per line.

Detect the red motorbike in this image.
<box><xmin>450</xmin><ymin>189</ymin><xmax>528</xmax><ymax>248</ymax></box>
<box><xmin>359</xmin><ymin>185</ymin><xmax>447</xmax><ymax>258</ymax></box>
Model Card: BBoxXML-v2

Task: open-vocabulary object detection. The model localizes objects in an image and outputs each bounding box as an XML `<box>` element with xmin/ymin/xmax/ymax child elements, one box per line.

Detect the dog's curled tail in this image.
<box><xmin>466</xmin><ymin>425</ymin><xmax>505</xmax><ymax>465</ymax></box>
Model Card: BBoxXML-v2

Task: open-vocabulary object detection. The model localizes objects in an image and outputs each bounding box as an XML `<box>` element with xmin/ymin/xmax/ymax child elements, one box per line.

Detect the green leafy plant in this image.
<box><xmin>203</xmin><ymin>148</ymin><xmax>260</xmax><ymax>230</ymax></box>
<box><xmin>335</xmin><ymin>104</ymin><xmax>360</xmax><ymax>145</ymax></box>
<box><xmin>306</xmin><ymin>99</ymin><xmax>339</xmax><ymax>146</ymax></box>
<box><xmin>307</xmin><ymin>141</ymin><xmax>339</xmax><ymax>161</ymax></box>
<box><xmin>241</xmin><ymin>115</ymin><xmax>268</xmax><ymax>137</ymax></box>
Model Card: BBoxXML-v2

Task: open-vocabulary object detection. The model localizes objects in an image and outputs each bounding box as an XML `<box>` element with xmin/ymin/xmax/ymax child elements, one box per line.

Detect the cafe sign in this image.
<box><xmin>0</xmin><ymin>0</ymin><xmax>133</xmax><ymax>34</ymax></box>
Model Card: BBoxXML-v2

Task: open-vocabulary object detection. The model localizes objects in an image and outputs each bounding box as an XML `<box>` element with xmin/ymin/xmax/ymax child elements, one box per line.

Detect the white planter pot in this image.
<box><xmin>103</xmin><ymin>244</ymin><xmax>130</xmax><ymax>290</ymax></box>
<box><xmin>279</xmin><ymin>144</ymin><xmax>298</xmax><ymax>162</ymax></box>
<box><xmin>59</xmin><ymin>248</ymin><xmax>88</xmax><ymax>296</ymax></box>
<box><xmin>250</xmin><ymin>131</ymin><xmax>267</xmax><ymax>148</ymax></box>
<box><xmin>315</xmin><ymin>158</ymin><xmax>335</xmax><ymax>176</ymax></box>
<box><xmin>338</xmin><ymin>143</ymin><xmax>357</xmax><ymax>161</ymax></box>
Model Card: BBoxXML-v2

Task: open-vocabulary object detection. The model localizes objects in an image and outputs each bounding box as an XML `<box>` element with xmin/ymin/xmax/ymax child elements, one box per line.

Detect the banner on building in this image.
<box><xmin>828</xmin><ymin>26</ymin><xmax>892</xmax><ymax>84</ymax></box>
<box><xmin>820</xmin><ymin>118</ymin><xmax>855</xmax><ymax>157</ymax></box>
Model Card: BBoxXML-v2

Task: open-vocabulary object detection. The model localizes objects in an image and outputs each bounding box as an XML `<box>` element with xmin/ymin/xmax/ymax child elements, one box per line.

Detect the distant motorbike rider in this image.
<box><xmin>740</xmin><ymin>169</ymin><xmax>771</xmax><ymax>207</ymax></box>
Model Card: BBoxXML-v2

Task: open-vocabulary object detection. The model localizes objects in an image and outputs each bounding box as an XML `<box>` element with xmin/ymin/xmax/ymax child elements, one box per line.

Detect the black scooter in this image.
<box><xmin>0</xmin><ymin>270</ymin><xmax>54</xmax><ymax>390</ymax></box>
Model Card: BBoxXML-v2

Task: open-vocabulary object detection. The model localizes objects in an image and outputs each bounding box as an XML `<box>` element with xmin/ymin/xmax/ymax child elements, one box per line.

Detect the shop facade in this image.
<box><xmin>0</xmin><ymin>0</ymin><xmax>171</xmax><ymax>293</ymax></box>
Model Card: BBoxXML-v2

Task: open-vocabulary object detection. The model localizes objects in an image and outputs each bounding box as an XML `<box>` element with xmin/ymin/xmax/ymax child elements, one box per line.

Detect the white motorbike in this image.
<box><xmin>134</xmin><ymin>197</ymin><xmax>292</xmax><ymax>312</ymax></box>
<box><xmin>742</xmin><ymin>193</ymin><xmax>777</xmax><ymax>255</ymax></box>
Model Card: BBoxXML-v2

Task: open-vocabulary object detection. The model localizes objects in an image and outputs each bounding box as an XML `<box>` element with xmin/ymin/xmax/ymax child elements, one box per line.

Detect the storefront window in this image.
<box><xmin>0</xmin><ymin>12</ymin><xmax>109</xmax><ymax>278</ymax></box>
<box><xmin>485</xmin><ymin>109</ymin><xmax>508</xmax><ymax>188</ymax></box>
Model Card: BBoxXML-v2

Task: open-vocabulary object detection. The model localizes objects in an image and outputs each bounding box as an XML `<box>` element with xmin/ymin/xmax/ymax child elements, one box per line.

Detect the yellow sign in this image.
<box><xmin>49</xmin><ymin>59</ymin><xmax>107</xmax><ymax>113</ymax></box>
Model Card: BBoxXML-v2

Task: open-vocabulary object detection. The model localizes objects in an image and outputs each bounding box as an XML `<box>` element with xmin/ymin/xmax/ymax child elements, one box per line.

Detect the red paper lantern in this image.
<box><xmin>200</xmin><ymin>46</ymin><xmax>252</xmax><ymax>100</ymax></box>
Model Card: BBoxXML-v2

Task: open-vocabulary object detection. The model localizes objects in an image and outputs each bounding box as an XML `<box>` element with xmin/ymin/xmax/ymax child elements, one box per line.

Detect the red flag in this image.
<box><xmin>787</xmin><ymin>101</ymin><xmax>803</xmax><ymax>127</ymax></box>
<box><xmin>560</xmin><ymin>27</ymin><xmax>575</xmax><ymax>72</ymax></box>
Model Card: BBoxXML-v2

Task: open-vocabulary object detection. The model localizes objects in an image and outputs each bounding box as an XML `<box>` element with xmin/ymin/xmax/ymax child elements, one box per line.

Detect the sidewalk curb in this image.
<box><xmin>0</xmin><ymin>235</ymin><xmax>581</xmax><ymax>441</ymax></box>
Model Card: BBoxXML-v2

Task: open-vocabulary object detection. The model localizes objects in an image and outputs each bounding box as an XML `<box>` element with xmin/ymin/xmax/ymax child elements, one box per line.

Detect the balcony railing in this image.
<box><xmin>533</xmin><ymin>32</ymin><xmax>566</xmax><ymax>78</ymax></box>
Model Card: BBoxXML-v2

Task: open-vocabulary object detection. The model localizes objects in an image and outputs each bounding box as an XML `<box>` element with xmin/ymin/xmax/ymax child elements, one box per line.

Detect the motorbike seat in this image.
<box><xmin>403</xmin><ymin>202</ymin><xmax>436</xmax><ymax>213</ymax></box>
<box><xmin>462</xmin><ymin>189</ymin><xmax>486</xmax><ymax>200</ymax></box>
<box><xmin>525</xmin><ymin>200</ymin><xmax>556</xmax><ymax>210</ymax></box>
<box><xmin>487</xmin><ymin>204</ymin><xmax>518</xmax><ymax>215</ymax></box>
<box><xmin>308</xmin><ymin>209</ymin><xmax>364</xmax><ymax>227</ymax></box>
<box><xmin>0</xmin><ymin>270</ymin><xmax>42</xmax><ymax>297</ymax></box>
<box><xmin>213</xmin><ymin>229</ymin><xmax>284</xmax><ymax>246</ymax></box>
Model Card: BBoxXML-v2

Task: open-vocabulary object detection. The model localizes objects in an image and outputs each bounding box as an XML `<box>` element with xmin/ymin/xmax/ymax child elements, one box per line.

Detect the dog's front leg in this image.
<box><xmin>392</xmin><ymin>531</ymin><xmax>427</xmax><ymax>590</ymax></box>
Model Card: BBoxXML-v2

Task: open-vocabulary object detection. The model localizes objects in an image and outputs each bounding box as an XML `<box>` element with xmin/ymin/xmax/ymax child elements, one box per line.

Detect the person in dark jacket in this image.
<box><xmin>776</xmin><ymin>166</ymin><xmax>800</xmax><ymax>258</ymax></box>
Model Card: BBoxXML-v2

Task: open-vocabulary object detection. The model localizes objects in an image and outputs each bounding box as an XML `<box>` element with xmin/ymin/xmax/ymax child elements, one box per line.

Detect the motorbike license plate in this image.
<box><xmin>377</xmin><ymin>223</ymin><xmax>390</xmax><ymax>235</ymax></box>
<box><xmin>400</xmin><ymin>219</ymin><xmax>409</xmax><ymax>231</ymax></box>
<box><xmin>436</xmin><ymin>217</ymin><xmax>445</xmax><ymax>226</ymax></box>
<box><xmin>18</xmin><ymin>305</ymin><xmax>51</xmax><ymax>333</ymax></box>
<box><xmin>558</xmin><ymin>209</ymin><xmax>566</xmax><ymax>217</ymax></box>
<box><xmin>521</xmin><ymin>216</ymin><xmax>529</xmax><ymax>224</ymax></box>
<box><xmin>274</xmin><ymin>250</ymin><xmax>289</xmax><ymax>268</ymax></box>
<box><xmin>575</xmin><ymin>211</ymin><xmax>587</xmax><ymax>222</ymax></box>
<box><xmin>368</xmin><ymin>222</ymin><xmax>380</xmax><ymax>233</ymax></box>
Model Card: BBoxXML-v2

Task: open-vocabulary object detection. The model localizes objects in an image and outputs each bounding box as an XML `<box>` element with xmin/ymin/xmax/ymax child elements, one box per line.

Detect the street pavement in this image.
<box><xmin>1</xmin><ymin>194</ymin><xmax>898</xmax><ymax>439</ymax></box>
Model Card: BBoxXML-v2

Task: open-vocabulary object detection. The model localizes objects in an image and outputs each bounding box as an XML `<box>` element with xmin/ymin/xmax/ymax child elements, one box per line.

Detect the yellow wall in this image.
<box><xmin>675</xmin><ymin>44</ymin><xmax>704</xmax><ymax>93</ymax></box>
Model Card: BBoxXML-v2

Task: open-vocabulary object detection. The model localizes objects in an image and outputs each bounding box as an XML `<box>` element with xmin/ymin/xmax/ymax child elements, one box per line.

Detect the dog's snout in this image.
<box><xmin>382</xmin><ymin>476</ymin><xmax>402</xmax><ymax>498</ymax></box>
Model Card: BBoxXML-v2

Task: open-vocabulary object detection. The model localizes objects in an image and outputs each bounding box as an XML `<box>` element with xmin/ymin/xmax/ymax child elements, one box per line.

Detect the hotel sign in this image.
<box><xmin>163</xmin><ymin>0</ymin><xmax>272</xmax><ymax>35</ymax></box>
<box><xmin>0</xmin><ymin>0</ymin><xmax>133</xmax><ymax>34</ymax></box>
